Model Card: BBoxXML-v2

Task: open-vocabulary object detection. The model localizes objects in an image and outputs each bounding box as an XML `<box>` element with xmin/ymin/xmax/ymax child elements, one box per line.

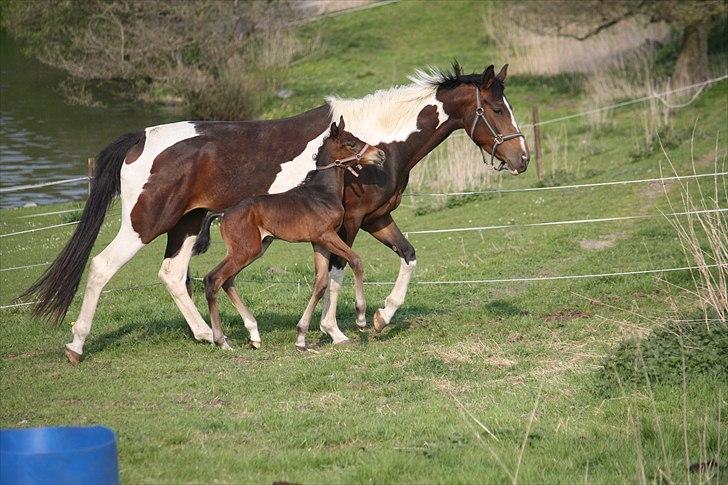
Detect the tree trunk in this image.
<box><xmin>673</xmin><ymin>17</ymin><xmax>711</xmax><ymax>87</ymax></box>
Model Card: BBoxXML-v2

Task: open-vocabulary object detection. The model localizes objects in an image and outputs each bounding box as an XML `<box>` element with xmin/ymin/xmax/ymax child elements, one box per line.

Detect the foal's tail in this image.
<box><xmin>192</xmin><ymin>212</ymin><xmax>223</xmax><ymax>256</ymax></box>
<box><xmin>19</xmin><ymin>131</ymin><xmax>145</xmax><ymax>324</ymax></box>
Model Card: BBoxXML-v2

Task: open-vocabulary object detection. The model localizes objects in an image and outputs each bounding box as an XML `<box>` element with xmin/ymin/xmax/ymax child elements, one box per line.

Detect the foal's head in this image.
<box><xmin>316</xmin><ymin>116</ymin><xmax>386</xmax><ymax>170</ymax></box>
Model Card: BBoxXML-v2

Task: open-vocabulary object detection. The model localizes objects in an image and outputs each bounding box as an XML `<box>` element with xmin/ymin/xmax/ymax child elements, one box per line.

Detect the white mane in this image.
<box><xmin>326</xmin><ymin>68</ymin><xmax>449</xmax><ymax>145</ymax></box>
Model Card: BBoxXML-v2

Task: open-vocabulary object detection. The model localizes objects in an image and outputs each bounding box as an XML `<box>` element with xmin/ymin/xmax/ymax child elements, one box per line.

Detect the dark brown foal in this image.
<box><xmin>193</xmin><ymin>118</ymin><xmax>385</xmax><ymax>350</ymax></box>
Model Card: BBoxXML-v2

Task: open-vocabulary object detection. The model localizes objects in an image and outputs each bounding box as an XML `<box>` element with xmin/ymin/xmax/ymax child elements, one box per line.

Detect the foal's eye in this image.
<box><xmin>493</xmin><ymin>108</ymin><xmax>502</xmax><ymax>115</ymax></box>
<box><xmin>345</xmin><ymin>142</ymin><xmax>356</xmax><ymax>149</ymax></box>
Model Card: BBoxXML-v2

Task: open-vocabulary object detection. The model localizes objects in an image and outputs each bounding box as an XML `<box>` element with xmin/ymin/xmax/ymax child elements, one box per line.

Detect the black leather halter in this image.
<box><xmin>469</xmin><ymin>86</ymin><xmax>525</xmax><ymax>171</ymax></box>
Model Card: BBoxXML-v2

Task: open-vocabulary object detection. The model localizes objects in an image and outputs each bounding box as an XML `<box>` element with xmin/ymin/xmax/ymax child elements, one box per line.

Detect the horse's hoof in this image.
<box><xmin>333</xmin><ymin>337</ymin><xmax>352</xmax><ymax>346</ymax></box>
<box><xmin>195</xmin><ymin>331</ymin><xmax>214</xmax><ymax>343</ymax></box>
<box><xmin>296</xmin><ymin>344</ymin><xmax>307</xmax><ymax>352</ymax></box>
<box><xmin>249</xmin><ymin>340</ymin><xmax>261</xmax><ymax>350</ymax></box>
<box><xmin>373</xmin><ymin>310</ymin><xmax>387</xmax><ymax>333</ymax></box>
<box><xmin>356</xmin><ymin>322</ymin><xmax>368</xmax><ymax>332</ymax></box>
<box><xmin>64</xmin><ymin>346</ymin><xmax>82</xmax><ymax>364</ymax></box>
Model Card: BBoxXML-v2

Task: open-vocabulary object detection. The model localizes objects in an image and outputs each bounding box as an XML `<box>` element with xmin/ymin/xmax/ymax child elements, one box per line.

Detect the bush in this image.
<box><xmin>595</xmin><ymin>320</ymin><xmax>728</xmax><ymax>396</ymax></box>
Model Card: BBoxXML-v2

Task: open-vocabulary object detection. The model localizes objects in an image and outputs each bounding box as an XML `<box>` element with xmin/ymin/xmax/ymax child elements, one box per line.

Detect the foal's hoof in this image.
<box><xmin>64</xmin><ymin>346</ymin><xmax>82</xmax><ymax>364</ymax></box>
<box><xmin>333</xmin><ymin>337</ymin><xmax>353</xmax><ymax>346</ymax></box>
<box><xmin>249</xmin><ymin>340</ymin><xmax>261</xmax><ymax>350</ymax></box>
<box><xmin>373</xmin><ymin>310</ymin><xmax>388</xmax><ymax>333</ymax></box>
<box><xmin>356</xmin><ymin>321</ymin><xmax>368</xmax><ymax>332</ymax></box>
<box><xmin>216</xmin><ymin>337</ymin><xmax>233</xmax><ymax>350</ymax></box>
<box><xmin>296</xmin><ymin>344</ymin><xmax>307</xmax><ymax>353</ymax></box>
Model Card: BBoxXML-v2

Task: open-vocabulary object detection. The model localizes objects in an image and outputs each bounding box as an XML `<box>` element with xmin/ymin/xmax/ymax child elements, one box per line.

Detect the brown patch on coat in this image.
<box><xmin>123</xmin><ymin>133</ymin><xmax>146</xmax><ymax>164</ymax></box>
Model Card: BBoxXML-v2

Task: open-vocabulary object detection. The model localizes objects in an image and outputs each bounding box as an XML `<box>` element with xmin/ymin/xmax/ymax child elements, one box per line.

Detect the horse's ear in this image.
<box><xmin>482</xmin><ymin>64</ymin><xmax>495</xmax><ymax>88</ymax></box>
<box><xmin>496</xmin><ymin>64</ymin><xmax>508</xmax><ymax>83</ymax></box>
<box><xmin>338</xmin><ymin>115</ymin><xmax>346</xmax><ymax>132</ymax></box>
<box><xmin>330</xmin><ymin>122</ymin><xmax>339</xmax><ymax>138</ymax></box>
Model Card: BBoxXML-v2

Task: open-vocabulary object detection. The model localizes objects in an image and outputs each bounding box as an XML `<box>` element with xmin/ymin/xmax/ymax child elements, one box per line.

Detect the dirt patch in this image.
<box><xmin>429</xmin><ymin>339</ymin><xmax>516</xmax><ymax>367</ymax></box>
<box><xmin>544</xmin><ymin>308</ymin><xmax>593</xmax><ymax>322</ymax></box>
<box><xmin>579</xmin><ymin>231</ymin><xmax>624</xmax><ymax>251</ymax></box>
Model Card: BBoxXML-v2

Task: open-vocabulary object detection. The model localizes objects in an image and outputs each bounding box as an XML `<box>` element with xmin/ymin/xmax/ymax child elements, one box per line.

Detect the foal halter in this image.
<box><xmin>469</xmin><ymin>85</ymin><xmax>525</xmax><ymax>171</ymax></box>
<box><xmin>315</xmin><ymin>143</ymin><xmax>370</xmax><ymax>177</ymax></box>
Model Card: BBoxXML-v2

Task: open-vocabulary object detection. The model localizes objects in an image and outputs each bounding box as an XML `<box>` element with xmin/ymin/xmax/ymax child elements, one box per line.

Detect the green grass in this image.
<box><xmin>2</xmin><ymin>2</ymin><xmax>727</xmax><ymax>483</ymax></box>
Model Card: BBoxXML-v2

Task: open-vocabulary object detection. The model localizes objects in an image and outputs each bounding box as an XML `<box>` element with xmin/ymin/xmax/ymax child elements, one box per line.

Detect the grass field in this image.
<box><xmin>2</xmin><ymin>1</ymin><xmax>727</xmax><ymax>483</ymax></box>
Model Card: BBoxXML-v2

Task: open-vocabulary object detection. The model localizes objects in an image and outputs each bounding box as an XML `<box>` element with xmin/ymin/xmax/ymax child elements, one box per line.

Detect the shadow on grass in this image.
<box><xmin>85</xmin><ymin>302</ymin><xmax>441</xmax><ymax>356</ymax></box>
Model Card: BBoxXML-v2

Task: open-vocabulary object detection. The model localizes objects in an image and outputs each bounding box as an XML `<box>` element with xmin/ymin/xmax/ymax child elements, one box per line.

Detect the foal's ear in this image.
<box><xmin>496</xmin><ymin>64</ymin><xmax>508</xmax><ymax>84</ymax></box>
<box><xmin>482</xmin><ymin>64</ymin><xmax>495</xmax><ymax>88</ymax></box>
<box><xmin>329</xmin><ymin>122</ymin><xmax>339</xmax><ymax>138</ymax></box>
<box><xmin>338</xmin><ymin>115</ymin><xmax>346</xmax><ymax>132</ymax></box>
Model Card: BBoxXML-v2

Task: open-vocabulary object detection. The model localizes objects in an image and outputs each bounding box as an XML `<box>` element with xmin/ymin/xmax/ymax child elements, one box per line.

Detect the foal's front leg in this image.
<box><xmin>204</xmin><ymin>257</ymin><xmax>246</xmax><ymax>350</ymax></box>
<box><xmin>296</xmin><ymin>245</ymin><xmax>331</xmax><ymax>350</ymax></box>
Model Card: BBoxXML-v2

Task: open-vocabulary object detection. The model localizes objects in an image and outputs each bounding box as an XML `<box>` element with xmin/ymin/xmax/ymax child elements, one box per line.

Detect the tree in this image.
<box><xmin>0</xmin><ymin>0</ymin><xmax>308</xmax><ymax>119</ymax></box>
<box><xmin>510</xmin><ymin>0</ymin><xmax>726</xmax><ymax>86</ymax></box>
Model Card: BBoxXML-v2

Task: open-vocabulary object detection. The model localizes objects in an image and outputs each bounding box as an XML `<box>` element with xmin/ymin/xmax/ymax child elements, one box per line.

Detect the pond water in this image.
<box><xmin>0</xmin><ymin>32</ymin><xmax>178</xmax><ymax>208</ymax></box>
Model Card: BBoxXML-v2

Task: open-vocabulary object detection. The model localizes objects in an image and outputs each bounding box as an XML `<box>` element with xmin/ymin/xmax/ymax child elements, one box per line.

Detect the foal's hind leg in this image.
<box><xmin>222</xmin><ymin>278</ymin><xmax>261</xmax><ymax>349</ymax></box>
<box><xmin>204</xmin><ymin>258</ymin><xmax>246</xmax><ymax>350</ymax></box>
<box><xmin>295</xmin><ymin>245</ymin><xmax>331</xmax><ymax>350</ymax></box>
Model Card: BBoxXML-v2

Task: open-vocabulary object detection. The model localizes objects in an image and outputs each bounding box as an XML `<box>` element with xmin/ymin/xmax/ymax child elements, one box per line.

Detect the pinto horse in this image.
<box><xmin>192</xmin><ymin>118</ymin><xmax>385</xmax><ymax>351</ymax></box>
<box><xmin>23</xmin><ymin>62</ymin><xmax>529</xmax><ymax>363</ymax></box>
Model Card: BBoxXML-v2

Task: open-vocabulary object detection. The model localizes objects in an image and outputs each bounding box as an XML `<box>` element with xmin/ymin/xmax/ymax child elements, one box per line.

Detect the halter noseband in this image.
<box><xmin>316</xmin><ymin>143</ymin><xmax>370</xmax><ymax>177</ymax></box>
<box><xmin>469</xmin><ymin>85</ymin><xmax>525</xmax><ymax>171</ymax></box>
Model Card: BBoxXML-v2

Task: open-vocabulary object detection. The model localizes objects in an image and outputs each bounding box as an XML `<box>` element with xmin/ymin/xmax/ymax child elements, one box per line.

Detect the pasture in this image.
<box><xmin>1</xmin><ymin>1</ymin><xmax>726</xmax><ymax>483</ymax></box>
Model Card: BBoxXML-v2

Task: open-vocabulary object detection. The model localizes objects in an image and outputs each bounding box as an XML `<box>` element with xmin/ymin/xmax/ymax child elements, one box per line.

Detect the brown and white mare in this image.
<box><xmin>192</xmin><ymin>118</ymin><xmax>385</xmax><ymax>350</ymax></box>
<box><xmin>22</xmin><ymin>62</ymin><xmax>529</xmax><ymax>362</ymax></box>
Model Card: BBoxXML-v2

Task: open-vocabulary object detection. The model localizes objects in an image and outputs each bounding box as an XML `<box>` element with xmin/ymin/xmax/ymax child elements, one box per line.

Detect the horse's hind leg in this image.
<box><xmin>296</xmin><ymin>245</ymin><xmax>331</xmax><ymax>350</ymax></box>
<box><xmin>159</xmin><ymin>209</ymin><xmax>214</xmax><ymax>343</ymax></box>
<box><xmin>222</xmin><ymin>277</ymin><xmax>261</xmax><ymax>349</ymax></box>
<box><xmin>65</xmin><ymin>224</ymin><xmax>145</xmax><ymax>362</ymax></box>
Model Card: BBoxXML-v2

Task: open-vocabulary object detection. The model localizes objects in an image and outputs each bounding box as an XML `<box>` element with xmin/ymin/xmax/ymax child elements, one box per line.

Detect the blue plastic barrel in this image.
<box><xmin>0</xmin><ymin>425</ymin><xmax>119</xmax><ymax>485</ymax></box>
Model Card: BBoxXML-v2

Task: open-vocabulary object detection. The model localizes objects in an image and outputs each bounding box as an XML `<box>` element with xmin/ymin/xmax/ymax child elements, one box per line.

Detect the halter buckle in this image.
<box><xmin>475</xmin><ymin>107</ymin><xmax>484</xmax><ymax>116</ymax></box>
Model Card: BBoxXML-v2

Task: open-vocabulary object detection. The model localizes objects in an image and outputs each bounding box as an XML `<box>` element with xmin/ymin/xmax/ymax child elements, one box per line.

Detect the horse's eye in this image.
<box><xmin>493</xmin><ymin>108</ymin><xmax>502</xmax><ymax>115</ymax></box>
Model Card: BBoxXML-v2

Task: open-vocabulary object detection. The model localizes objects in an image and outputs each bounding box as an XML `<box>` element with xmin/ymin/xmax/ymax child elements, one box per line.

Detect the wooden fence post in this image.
<box><xmin>532</xmin><ymin>106</ymin><xmax>543</xmax><ymax>181</ymax></box>
<box><xmin>87</xmin><ymin>157</ymin><xmax>95</xmax><ymax>199</ymax></box>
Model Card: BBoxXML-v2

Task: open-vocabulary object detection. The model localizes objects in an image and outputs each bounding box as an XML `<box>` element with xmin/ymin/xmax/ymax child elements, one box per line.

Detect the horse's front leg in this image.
<box><xmin>319</xmin><ymin>218</ymin><xmax>362</xmax><ymax>336</ymax></box>
<box><xmin>362</xmin><ymin>215</ymin><xmax>416</xmax><ymax>332</ymax></box>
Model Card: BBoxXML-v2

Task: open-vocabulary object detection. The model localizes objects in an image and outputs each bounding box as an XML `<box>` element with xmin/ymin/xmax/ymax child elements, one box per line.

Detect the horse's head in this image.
<box><xmin>448</xmin><ymin>64</ymin><xmax>530</xmax><ymax>175</ymax></box>
<box><xmin>316</xmin><ymin>116</ymin><xmax>386</xmax><ymax>172</ymax></box>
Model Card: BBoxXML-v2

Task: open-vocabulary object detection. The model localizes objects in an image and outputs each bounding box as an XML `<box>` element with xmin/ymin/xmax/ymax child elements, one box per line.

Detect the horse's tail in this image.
<box><xmin>192</xmin><ymin>212</ymin><xmax>223</xmax><ymax>256</ymax></box>
<box><xmin>19</xmin><ymin>131</ymin><xmax>145</xmax><ymax>324</ymax></box>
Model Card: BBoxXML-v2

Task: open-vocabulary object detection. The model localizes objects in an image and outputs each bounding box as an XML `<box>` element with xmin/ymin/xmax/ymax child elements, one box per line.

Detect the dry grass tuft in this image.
<box><xmin>429</xmin><ymin>338</ymin><xmax>516</xmax><ymax>367</ymax></box>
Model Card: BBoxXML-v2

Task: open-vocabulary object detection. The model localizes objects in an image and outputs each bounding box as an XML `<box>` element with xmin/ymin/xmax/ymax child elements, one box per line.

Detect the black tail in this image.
<box><xmin>192</xmin><ymin>212</ymin><xmax>223</xmax><ymax>256</ymax></box>
<box><xmin>19</xmin><ymin>131</ymin><xmax>145</xmax><ymax>324</ymax></box>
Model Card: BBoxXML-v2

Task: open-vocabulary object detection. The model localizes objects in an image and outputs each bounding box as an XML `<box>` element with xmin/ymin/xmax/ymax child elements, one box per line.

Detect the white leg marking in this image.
<box><xmin>319</xmin><ymin>267</ymin><xmax>348</xmax><ymax>340</ymax></box>
<box><xmin>377</xmin><ymin>258</ymin><xmax>416</xmax><ymax>325</ymax></box>
<box><xmin>225</xmin><ymin>287</ymin><xmax>260</xmax><ymax>344</ymax></box>
<box><xmin>158</xmin><ymin>236</ymin><xmax>214</xmax><ymax>342</ymax></box>
<box><xmin>66</xmin><ymin>226</ymin><xmax>145</xmax><ymax>355</ymax></box>
<box><xmin>503</xmin><ymin>96</ymin><xmax>528</xmax><ymax>153</ymax></box>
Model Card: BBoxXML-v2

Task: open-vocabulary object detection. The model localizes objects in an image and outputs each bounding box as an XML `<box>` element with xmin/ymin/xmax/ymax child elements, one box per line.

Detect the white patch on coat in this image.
<box><xmin>119</xmin><ymin>121</ymin><xmax>199</xmax><ymax>223</ymax></box>
<box><xmin>503</xmin><ymin>96</ymin><xmax>528</xmax><ymax>153</ymax></box>
<box><xmin>267</xmin><ymin>130</ymin><xmax>328</xmax><ymax>194</ymax></box>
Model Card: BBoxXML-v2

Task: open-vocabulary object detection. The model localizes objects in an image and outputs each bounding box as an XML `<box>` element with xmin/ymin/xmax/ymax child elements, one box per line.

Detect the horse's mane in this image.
<box><xmin>325</xmin><ymin>61</ymin><xmax>501</xmax><ymax>143</ymax></box>
<box><xmin>410</xmin><ymin>60</ymin><xmax>504</xmax><ymax>98</ymax></box>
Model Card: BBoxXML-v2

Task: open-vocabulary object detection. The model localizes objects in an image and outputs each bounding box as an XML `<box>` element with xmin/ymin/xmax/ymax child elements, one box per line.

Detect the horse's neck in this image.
<box><xmin>391</xmin><ymin>119</ymin><xmax>460</xmax><ymax>183</ymax></box>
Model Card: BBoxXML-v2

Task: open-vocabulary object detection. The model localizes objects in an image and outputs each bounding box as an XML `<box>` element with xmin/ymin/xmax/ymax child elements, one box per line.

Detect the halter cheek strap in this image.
<box><xmin>315</xmin><ymin>143</ymin><xmax>370</xmax><ymax>177</ymax></box>
<box><xmin>469</xmin><ymin>86</ymin><xmax>525</xmax><ymax>170</ymax></box>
